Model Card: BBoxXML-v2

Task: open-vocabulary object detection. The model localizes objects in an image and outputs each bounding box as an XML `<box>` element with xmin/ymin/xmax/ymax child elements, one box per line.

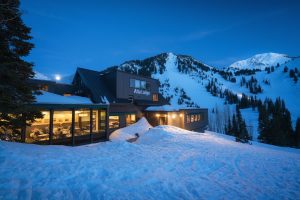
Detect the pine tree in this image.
<box><xmin>295</xmin><ymin>118</ymin><xmax>300</xmax><ymax>148</ymax></box>
<box><xmin>226</xmin><ymin>116</ymin><xmax>232</xmax><ymax>135</ymax></box>
<box><xmin>235</xmin><ymin>106</ymin><xmax>250</xmax><ymax>142</ymax></box>
<box><xmin>231</xmin><ymin>114</ymin><xmax>238</xmax><ymax>138</ymax></box>
<box><xmin>0</xmin><ymin>0</ymin><xmax>42</xmax><ymax>141</ymax></box>
<box><xmin>258</xmin><ymin>100</ymin><xmax>271</xmax><ymax>143</ymax></box>
<box><xmin>271</xmin><ymin>98</ymin><xmax>293</xmax><ymax>146</ymax></box>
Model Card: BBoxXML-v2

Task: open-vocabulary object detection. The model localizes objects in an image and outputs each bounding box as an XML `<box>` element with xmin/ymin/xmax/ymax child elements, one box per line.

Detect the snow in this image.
<box><xmin>0</xmin><ymin>125</ymin><xmax>300</xmax><ymax>199</ymax></box>
<box><xmin>34</xmin><ymin>71</ymin><xmax>50</xmax><ymax>80</ymax></box>
<box><xmin>109</xmin><ymin>117</ymin><xmax>152</xmax><ymax>141</ymax></box>
<box><xmin>35</xmin><ymin>91</ymin><xmax>95</xmax><ymax>104</ymax></box>
<box><xmin>146</xmin><ymin>105</ymin><xmax>177</xmax><ymax>111</ymax></box>
<box><xmin>145</xmin><ymin>105</ymin><xmax>197</xmax><ymax>111</ymax></box>
<box><xmin>152</xmin><ymin>53</ymin><xmax>224</xmax><ymax>109</ymax></box>
<box><xmin>229</xmin><ymin>53</ymin><xmax>291</xmax><ymax>70</ymax></box>
<box><xmin>222</xmin><ymin>57</ymin><xmax>300</xmax><ymax>127</ymax></box>
<box><xmin>241</xmin><ymin>108</ymin><xmax>259</xmax><ymax>141</ymax></box>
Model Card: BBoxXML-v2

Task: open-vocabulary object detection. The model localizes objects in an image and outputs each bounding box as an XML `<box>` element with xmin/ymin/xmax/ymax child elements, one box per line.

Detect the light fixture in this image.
<box><xmin>156</xmin><ymin>114</ymin><xmax>160</xmax><ymax>117</ymax></box>
<box><xmin>55</xmin><ymin>74</ymin><xmax>61</xmax><ymax>81</ymax></box>
<box><xmin>172</xmin><ymin>114</ymin><xmax>176</xmax><ymax>119</ymax></box>
<box><xmin>179</xmin><ymin>114</ymin><xmax>183</xmax><ymax>117</ymax></box>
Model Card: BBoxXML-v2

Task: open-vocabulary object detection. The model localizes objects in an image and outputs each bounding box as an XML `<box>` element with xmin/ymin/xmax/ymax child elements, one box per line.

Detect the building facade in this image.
<box><xmin>25</xmin><ymin>67</ymin><xmax>208</xmax><ymax>145</ymax></box>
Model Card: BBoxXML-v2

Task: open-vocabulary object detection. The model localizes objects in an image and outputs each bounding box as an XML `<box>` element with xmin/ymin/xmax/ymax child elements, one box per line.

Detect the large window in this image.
<box><xmin>130</xmin><ymin>79</ymin><xmax>149</xmax><ymax>90</ymax></box>
<box><xmin>26</xmin><ymin>111</ymin><xmax>50</xmax><ymax>143</ymax></box>
<box><xmin>109</xmin><ymin>116</ymin><xmax>119</xmax><ymax>129</ymax></box>
<box><xmin>126</xmin><ymin>114</ymin><xmax>136</xmax><ymax>126</ymax></box>
<box><xmin>100</xmin><ymin>110</ymin><xmax>106</xmax><ymax>131</ymax></box>
<box><xmin>74</xmin><ymin>110</ymin><xmax>91</xmax><ymax>136</ymax></box>
<box><xmin>53</xmin><ymin>111</ymin><xmax>72</xmax><ymax>139</ymax></box>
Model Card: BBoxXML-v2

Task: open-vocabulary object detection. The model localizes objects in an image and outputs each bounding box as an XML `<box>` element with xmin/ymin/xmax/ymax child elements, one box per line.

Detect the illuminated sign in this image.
<box><xmin>134</xmin><ymin>89</ymin><xmax>150</xmax><ymax>96</ymax></box>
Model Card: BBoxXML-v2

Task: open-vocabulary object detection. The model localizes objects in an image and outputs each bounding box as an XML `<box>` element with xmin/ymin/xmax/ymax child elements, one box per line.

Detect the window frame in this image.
<box><xmin>152</xmin><ymin>94</ymin><xmax>158</xmax><ymax>102</ymax></box>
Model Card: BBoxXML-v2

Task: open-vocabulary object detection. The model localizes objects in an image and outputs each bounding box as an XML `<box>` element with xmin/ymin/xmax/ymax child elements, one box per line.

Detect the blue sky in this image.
<box><xmin>21</xmin><ymin>0</ymin><xmax>300</xmax><ymax>78</ymax></box>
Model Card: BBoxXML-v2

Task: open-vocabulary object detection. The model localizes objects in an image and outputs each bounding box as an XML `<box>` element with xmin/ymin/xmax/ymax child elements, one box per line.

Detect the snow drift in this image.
<box><xmin>109</xmin><ymin>117</ymin><xmax>152</xmax><ymax>141</ymax></box>
<box><xmin>1</xmin><ymin>126</ymin><xmax>300</xmax><ymax>199</ymax></box>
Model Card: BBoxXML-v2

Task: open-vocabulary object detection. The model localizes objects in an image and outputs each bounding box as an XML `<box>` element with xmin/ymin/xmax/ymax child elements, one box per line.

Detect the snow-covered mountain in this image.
<box><xmin>229</xmin><ymin>53</ymin><xmax>291</xmax><ymax>70</ymax></box>
<box><xmin>33</xmin><ymin>71</ymin><xmax>74</xmax><ymax>84</ymax></box>
<box><xmin>33</xmin><ymin>71</ymin><xmax>50</xmax><ymax>80</ymax></box>
<box><xmin>114</xmin><ymin>52</ymin><xmax>300</xmax><ymax>138</ymax></box>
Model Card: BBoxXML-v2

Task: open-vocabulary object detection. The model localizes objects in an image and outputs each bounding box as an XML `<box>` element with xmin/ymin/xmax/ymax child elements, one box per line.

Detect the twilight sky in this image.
<box><xmin>21</xmin><ymin>0</ymin><xmax>300</xmax><ymax>78</ymax></box>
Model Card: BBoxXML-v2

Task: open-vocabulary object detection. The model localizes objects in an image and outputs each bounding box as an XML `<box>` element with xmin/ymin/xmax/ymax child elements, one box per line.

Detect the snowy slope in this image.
<box><xmin>223</xmin><ymin>56</ymin><xmax>300</xmax><ymax>126</ymax></box>
<box><xmin>229</xmin><ymin>53</ymin><xmax>291</xmax><ymax>70</ymax></box>
<box><xmin>116</xmin><ymin>52</ymin><xmax>300</xmax><ymax>138</ymax></box>
<box><xmin>151</xmin><ymin>53</ymin><xmax>223</xmax><ymax>109</ymax></box>
<box><xmin>119</xmin><ymin>52</ymin><xmax>223</xmax><ymax>109</ymax></box>
<box><xmin>33</xmin><ymin>71</ymin><xmax>50</xmax><ymax>80</ymax></box>
<box><xmin>0</xmin><ymin>126</ymin><xmax>300</xmax><ymax>199</ymax></box>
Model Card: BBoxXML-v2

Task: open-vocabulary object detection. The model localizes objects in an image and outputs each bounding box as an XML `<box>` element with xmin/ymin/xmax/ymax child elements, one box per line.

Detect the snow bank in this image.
<box><xmin>0</xmin><ymin>126</ymin><xmax>300</xmax><ymax>199</ymax></box>
<box><xmin>109</xmin><ymin>117</ymin><xmax>152</xmax><ymax>141</ymax></box>
<box><xmin>137</xmin><ymin>125</ymin><xmax>195</xmax><ymax>145</ymax></box>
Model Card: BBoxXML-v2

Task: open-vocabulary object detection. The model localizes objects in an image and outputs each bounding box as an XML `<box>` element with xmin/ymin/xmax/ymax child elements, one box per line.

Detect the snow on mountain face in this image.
<box><xmin>229</xmin><ymin>53</ymin><xmax>291</xmax><ymax>70</ymax></box>
<box><xmin>33</xmin><ymin>71</ymin><xmax>50</xmax><ymax>80</ymax></box>
<box><xmin>116</xmin><ymin>52</ymin><xmax>300</xmax><ymax>138</ymax></box>
<box><xmin>119</xmin><ymin>52</ymin><xmax>221</xmax><ymax>109</ymax></box>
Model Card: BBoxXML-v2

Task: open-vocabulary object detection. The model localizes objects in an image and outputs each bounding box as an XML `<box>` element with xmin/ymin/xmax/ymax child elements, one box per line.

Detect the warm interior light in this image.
<box><xmin>156</xmin><ymin>114</ymin><xmax>160</xmax><ymax>117</ymax></box>
<box><xmin>78</xmin><ymin>113</ymin><xmax>88</xmax><ymax>117</ymax></box>
<box><xmin>172</xmin><ymin>114</ymin><xmax>176</xmax><ymax>119</ymax></box>
<box><xmin>179</xmin><ymin>114</ymin><xmax>183</xmax><ymax>117</ymax></box>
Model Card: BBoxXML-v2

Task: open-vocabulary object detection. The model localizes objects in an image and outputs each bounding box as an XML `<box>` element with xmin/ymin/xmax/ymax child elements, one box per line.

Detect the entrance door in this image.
<box><xmin>159</xmin><ymin>116</ymin><xmax>167</xmax><ymax>125</ymax></box>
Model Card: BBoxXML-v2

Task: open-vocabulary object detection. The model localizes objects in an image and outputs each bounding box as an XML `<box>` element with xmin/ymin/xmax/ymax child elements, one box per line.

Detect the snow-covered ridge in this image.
<box><xmin>34</xmin><ymin>71</ymin><xmax>50</xmax><ymax>80</ymax></box>
<box><xmin>229</xmin><ymin>53</ymin><xmax>291</xmax><ymax>70</ymax></box>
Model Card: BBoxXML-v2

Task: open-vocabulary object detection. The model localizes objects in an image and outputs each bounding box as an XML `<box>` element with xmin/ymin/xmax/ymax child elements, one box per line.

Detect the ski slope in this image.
<box><xmin>0</xmin><ymin>124</ymin><xmax>299</xmax><ymax>200</ymax></box>
<box><xmin>229</xmin><ymin>53</ymin><xmax>291</xmax><ymax>70</ymax></box>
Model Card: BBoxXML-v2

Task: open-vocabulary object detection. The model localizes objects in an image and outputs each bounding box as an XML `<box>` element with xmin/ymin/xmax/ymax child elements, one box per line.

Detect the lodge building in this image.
<box><xmin>25</xmin><ymin>67</ymin><xmax>208</xmax><ymax>145</ymax></box>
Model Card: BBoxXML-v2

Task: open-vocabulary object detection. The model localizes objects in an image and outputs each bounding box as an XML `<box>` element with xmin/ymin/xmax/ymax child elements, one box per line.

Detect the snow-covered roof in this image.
<box><xmin>34</xmin><ymin>91</ymin><xmax>97</xmax><ymax>105</ymax></box>
<box><xmin>145</xmin><ymin>105</ymin><xmax>198</xmax><ymax>112</ymax></box>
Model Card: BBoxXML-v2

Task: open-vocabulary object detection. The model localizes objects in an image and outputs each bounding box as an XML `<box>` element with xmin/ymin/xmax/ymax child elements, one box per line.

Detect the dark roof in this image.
<box><xmin>75</xmin><ymin>67</ymin><xmax>115</xmax><ymax>103</ymax></box>
<box><xmin>75</xmin><ymin>67</ymin><xmax>167</xmax><ymax>105</ymax></box>
<box><xmin>29</xmin><ymin>79</ymin><xmax>75</xmax><ymax>95</ymax></box>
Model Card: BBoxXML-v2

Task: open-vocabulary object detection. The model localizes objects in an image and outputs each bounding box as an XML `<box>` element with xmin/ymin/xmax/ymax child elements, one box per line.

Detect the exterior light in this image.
<box><xmin>55</xmin><ymin>74</ymin><xmax>61</xmax><ymax>81</ymax></box>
